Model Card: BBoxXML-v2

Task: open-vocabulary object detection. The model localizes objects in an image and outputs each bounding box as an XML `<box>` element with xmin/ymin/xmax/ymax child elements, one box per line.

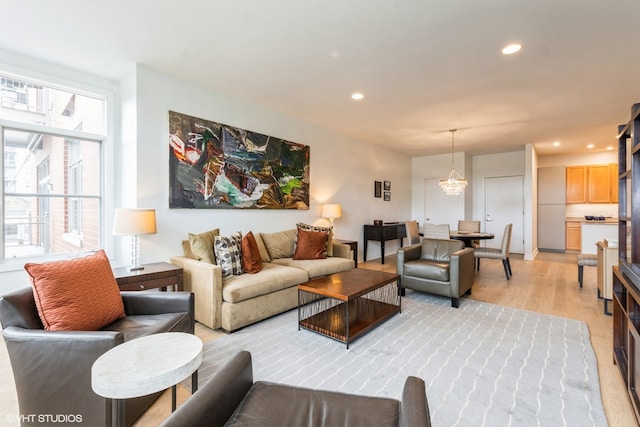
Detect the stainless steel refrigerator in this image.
<box><xmin>538</xmin><ymin>166</ymin><xmax>566</xmax><ymax>251</ymax></box>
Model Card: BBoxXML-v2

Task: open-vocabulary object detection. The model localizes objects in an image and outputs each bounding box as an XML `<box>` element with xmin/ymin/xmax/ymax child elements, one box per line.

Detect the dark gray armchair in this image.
<box><xmin>161</xmin><ymin>351</ymin><xmax>431</xmax><ymax>427</ymax></box>
<box><xmin>396</xmin><ymin>238</ymin><xmax>475</xmax><ymax>307</ymax></box>
<box><xmin>0</xmin><ymin>287</ymin><xmax>195</xmax><ymax>427</ymax></box>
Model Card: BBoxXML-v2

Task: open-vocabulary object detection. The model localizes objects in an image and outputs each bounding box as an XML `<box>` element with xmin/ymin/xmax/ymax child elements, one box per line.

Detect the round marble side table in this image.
<box><xmin>91</xmin><ymin>332</ymin><xmax>203</xmax><ymax>427</ymax></box>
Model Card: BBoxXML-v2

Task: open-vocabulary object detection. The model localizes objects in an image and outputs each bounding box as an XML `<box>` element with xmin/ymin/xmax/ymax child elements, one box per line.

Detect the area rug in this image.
<box><xmin>194</xmin><ymin>291</ymin><xmax>607</xmax><ymax>427</ymax></box>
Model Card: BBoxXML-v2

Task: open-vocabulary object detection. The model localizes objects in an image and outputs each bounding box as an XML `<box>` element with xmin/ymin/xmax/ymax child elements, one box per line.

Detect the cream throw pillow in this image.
<box><xmin>188</xmin><ymin>228</ymin><xmax>220</xmax><ymax>264</ymax></box>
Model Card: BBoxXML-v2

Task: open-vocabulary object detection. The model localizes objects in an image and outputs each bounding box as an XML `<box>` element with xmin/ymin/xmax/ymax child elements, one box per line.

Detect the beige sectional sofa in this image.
<box><xmin>171</xmin><ymin>228</ymin><xmax>355</xmax><ymax>332</ymax></box>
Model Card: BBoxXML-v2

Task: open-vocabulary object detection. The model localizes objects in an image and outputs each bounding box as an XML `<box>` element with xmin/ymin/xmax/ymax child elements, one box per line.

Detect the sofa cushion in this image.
<box><xmin>24</xmin><ymin>249</ymin><xmax>125</xmax><ymax>331</ymax></box>
<box><xmin>188</xmin><ymin>228</ymin><xmax>220</xmax><ymax>264</ymax></box>
<box><xmin>226</xmin><ymin>381</ymin><xmax>400</xmax><ymax>427</ymax></box>
<box><xmin>241</xmin><ymin>231</ymin><xmax>263</xmax><ymax>274</ymax></box>
<box><xmin>214</xmin><ymin>232</ymin><xmax>244</xmax><ymax>278</ymax></box>
<box><xmin>404</xmin><ymin>259</ymin><xmax>450</xmax><ymax>282</ymax></box>
<box><xmin>222</xmin><ymin>263</ymin><xmax>308</xmax><ymax>303</ymax></box>
<box><xmin>296</xmin><ymin>222</ymin><xmax>334</xmax><ymax>256</ymax></box>
<box><xmin>271</xmin><ymin>257</ymin><xmax>355</xmax><ymax>279</ymax></box>
<box><xmin>260</xmin><ymin>229</ymin><xmax>296</xmax><ymax>260</ymax></box>
<box><xmin>101</xmin><ymin>312</ymin><xmax>191</xmax><ymax>342</ymax></box>
<box><xmin>293</xmin><ymin>227</ymin><xmax>328</xmax><ymax>260</ymax></box>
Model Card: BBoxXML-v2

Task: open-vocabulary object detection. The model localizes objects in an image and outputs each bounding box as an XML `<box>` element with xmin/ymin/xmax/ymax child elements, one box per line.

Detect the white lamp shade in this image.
<box><xmin>321</xmin><ymin>204</ymin><xmax>342</xmax><ymax>220</ymax></box>
<box><xmin>113</xmin><ymin>208</ymin><xmax>157</xmax><ymax>236</ymax></box>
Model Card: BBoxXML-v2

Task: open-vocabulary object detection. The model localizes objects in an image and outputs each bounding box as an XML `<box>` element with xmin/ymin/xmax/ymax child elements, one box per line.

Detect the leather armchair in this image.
<box><xmin>160</xmin><ymin>351</ymin><xmax>431</xmax><ymax>427</ymax></box>
<box><xmin>0</xmin><ymin>287</ymin><xmax>195</xmax><ymax>427</ymax></box>
<box><xmin>396</xmin><ymin>238</ymin><xmax>475</xmax><ymax>307</ymax></box>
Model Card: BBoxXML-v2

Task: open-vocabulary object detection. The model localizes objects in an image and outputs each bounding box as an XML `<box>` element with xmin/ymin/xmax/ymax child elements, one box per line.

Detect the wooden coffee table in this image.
<box><xmin>298</xmin><ymin>269</ymin><xmax>401</xmax><ymax>348</ymax></box>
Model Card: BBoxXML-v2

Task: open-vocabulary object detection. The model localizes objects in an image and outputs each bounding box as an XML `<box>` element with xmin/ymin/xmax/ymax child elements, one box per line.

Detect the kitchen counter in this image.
<box><xmin>566</xmin><ymin>217</ymin><xmax>618</xmax><ymax>224</ymax></box>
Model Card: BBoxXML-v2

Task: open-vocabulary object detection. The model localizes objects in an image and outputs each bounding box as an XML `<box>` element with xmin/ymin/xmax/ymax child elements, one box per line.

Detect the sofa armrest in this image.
<box><xmin>449</xmin><ymin>247</ymin><xmax>475</xmax><ymax>296</ymax></box>
<box><xmin>332</xmin><ymin>242</ymin><xmax>351</xmax><ymax>259</ymax></box>
<box><xmin>400</xmin><ymin>376</ymin><xmax>431</xmax><ymax>427</ymax></box>
<box><xmin>121</xmin><ymin>291</ymin><xmax>195</xmax><ymax>332</ymax></box>
<box><xmin>160</xmin><ymin>351</ymin><xmax>254</xmax><ymax>427</ymax></box>
<box><xmin>170</xmin><ymin>256</ymin><xmax>223</xmax><ymax>330</ymax></box>
<box><xmin>396</xmin><ymin>244</ymin><xmax>422</xmax><ymax>276</ymax></box>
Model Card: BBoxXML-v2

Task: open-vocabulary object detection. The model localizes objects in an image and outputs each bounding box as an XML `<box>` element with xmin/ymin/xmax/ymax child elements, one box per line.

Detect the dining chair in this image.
<box><xmin>474</xmin><ymin>223</ymin><xmax>513</xmax><ymax>280</ymax></box>
<box><xmin>405</xmin><ymin>220</ymin><xmax>422</xmax><ymax>245</ymax></box>
<box><xmin>457</xmin><ymin>220</ymin><xmax>481</xmax><ymax>248</ymax></box>
<box><xmin>423</xmin><ymin>223</ymin><xmax>450</xmax><ymax>239</ymax></box>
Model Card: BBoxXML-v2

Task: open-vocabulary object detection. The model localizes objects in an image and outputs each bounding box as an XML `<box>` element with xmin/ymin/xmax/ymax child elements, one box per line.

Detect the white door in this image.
<box><xmin>424</xmin><ymin>178</ymin><xmax>464</xmax><ymax>230</ymax></box>
<box><xmin>484</xmin><ymin>176</ymin><xmax>524</xmax><ymax>253</ymax></box>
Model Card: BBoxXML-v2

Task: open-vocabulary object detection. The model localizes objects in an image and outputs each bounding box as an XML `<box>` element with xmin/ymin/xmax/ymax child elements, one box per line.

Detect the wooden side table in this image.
<box><xmin>334</xmin><ymin>239</ymin><xmax>358</xmax><ymax>268</ymax></box>
<box><xmin>113</xmin><ymin>262</ymin><xmax>183</xmax><ymax>292</ymax></box>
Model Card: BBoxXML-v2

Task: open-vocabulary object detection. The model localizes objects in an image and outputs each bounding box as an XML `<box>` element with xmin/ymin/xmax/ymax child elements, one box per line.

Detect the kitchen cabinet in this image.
<box><xmin>588</xmin><ymin>165</ymin><xmax>611</xmax><ymax>203</ymax></box>
<box><xmin>610</xmin><ymin>163</ymin><xmax>619</xmax><ymax>203</ymax></box>
<box><xmin>566</xmin><ymin>166</ymin><xmax>587</xmax><ymax>203</ymax></box>
<box><xmin>566</xmin><ymin>164</ymin><xmax>618</xmax><ymax>203</ymax></box>
<box><xmin>566</xmin><ymin>221</ymin><xmax>581</xmax><ymax>251</ymax></box>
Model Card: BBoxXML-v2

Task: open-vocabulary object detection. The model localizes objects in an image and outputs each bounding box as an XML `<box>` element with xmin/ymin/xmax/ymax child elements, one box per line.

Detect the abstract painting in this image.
<box><xmin>169</xmin><ymin>111</ymin><xmax>309</xmax><ymax>209</ymax></box>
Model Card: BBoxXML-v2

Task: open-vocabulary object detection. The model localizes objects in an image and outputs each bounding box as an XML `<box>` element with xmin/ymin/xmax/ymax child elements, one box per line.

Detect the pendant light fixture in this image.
<box><xmin>439</xmin><ymin>129</ymin><xmax>468</xmax><ymax>195</ymax></box>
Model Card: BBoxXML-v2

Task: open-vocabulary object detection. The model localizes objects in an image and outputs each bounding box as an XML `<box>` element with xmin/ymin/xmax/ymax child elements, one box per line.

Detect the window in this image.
<box><xmin>1</xmin><ymin>72</ymin><xmax>105</xmax><ymax>260</ymax></box>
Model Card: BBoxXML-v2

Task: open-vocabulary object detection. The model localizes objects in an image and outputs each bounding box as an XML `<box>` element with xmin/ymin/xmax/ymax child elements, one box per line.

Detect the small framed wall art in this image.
<box><xmin>384</xmin><ymin>191</ymin><xmax>391</xmax><ymax>201</ymax></box>
<box><xmin>384</xmin><ymin>181</ymin><xmax>391</xmax><ymax>191</ymax></box>
<box><xmin>374</xmin><ymin>181</ymin><xmax>382</xmax><ymax>198</ymax></box>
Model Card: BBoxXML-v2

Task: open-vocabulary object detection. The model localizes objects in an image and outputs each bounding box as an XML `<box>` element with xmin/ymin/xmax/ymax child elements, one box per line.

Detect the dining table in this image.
<box><xmin>449</xmin><ymin>230</ymin><xmax>495</xmax><ymax>248</ymax></box>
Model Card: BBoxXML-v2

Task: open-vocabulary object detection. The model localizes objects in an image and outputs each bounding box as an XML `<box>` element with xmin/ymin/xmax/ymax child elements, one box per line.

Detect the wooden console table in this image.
<box><xmin>363</xmin><ymin>223</ymin><xmax>407</xmax><ymax>264</ymax></box>
<box><xmin>113</xmin><ymin>262</ymin><xmax>183</xmax><ymax>291</ymax></box>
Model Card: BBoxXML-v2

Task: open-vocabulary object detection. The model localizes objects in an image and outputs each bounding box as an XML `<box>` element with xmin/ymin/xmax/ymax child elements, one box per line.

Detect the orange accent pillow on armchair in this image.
<box><xmin>24</xmin><ymin>249</ymin><xmax>125</xmax><ymax>331</ymax></box>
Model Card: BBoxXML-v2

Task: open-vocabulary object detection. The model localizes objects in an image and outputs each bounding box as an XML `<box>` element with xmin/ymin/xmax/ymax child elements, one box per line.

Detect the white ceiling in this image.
<box><xmin>1</xmin><ymin>0</ymin><xmax>639</xmax><ymax>157</ymax></box>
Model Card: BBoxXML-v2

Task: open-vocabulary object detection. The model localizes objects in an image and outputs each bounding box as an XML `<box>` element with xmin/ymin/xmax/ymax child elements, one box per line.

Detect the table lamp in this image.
<box><xmin>113</xmin><ymin>208</ymin><xmax>157</xmax><ymax>271</ymax></box>
<box><xmin>321</xmin><ymin>204</ymin><xmax>342</xmax><ymax>227</ymax></box>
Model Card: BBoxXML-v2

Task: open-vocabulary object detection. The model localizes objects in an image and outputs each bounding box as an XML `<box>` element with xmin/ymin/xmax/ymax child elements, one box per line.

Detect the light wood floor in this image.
<box><xmin>0</xmin><ymin>252</ymin><xmax>636</xmax><ymax>426</ymax></box>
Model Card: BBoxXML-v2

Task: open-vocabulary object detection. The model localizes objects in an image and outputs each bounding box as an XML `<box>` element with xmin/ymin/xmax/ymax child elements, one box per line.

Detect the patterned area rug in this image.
<box><xmin>194</xmin><ymin>291</ymin><xmax>607</xmax><ymax>427</ymax></box>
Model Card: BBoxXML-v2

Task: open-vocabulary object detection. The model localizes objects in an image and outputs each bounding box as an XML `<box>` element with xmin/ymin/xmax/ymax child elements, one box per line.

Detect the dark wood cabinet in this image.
<box><xmin>614</xmin><ymin>103</ymin><xmax>640</xmax><ymax>424</ymax></box>
<box><xmin>363</xmin><ymin>223</ymin><xmax>406</xmax><ymax>264</ymax></box>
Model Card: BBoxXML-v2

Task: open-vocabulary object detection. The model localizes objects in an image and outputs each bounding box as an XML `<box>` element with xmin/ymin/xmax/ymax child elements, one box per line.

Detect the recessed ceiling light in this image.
<box><xmin>587</xmin><ymin>144</ymin><xmax>595</xmax><ymax>149</ymax></box>
<box><xmin>607</xmin><ymin>146</ymin><xmax>614</xmax><ymax>150</ymax></box>
<box><xmin>553</xmin><ymin>141</ymin><xmax>560</xmax><ymax>147</ymax></box>
<box><xmin>351</xmin><ymin>93</ymin><xmax>364</xmax><ymax>100</ymax></box>
<box><xmin>502</xmin><ymin>43</ymin><xmax>522</xmax><ymax>55</ymax></box>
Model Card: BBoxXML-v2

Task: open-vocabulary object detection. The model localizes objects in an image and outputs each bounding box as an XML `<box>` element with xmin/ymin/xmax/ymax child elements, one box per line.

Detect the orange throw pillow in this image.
<box><xmin>293</xmin><ymin>228</ymin><xmax>328</xmax><ymax>260</ymax></box>
<box><xmin>24</xmin><ymin>250</ymin><xmax>125</xmax><ymax>331</ymax></box>
<box><xmin>242</xmin><ymin>231</ymin><xmax>263</xmax><ymax>274</ymax></box>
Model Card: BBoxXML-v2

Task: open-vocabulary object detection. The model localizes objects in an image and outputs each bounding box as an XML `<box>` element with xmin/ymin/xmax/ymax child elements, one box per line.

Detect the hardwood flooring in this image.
<box><xmin>0</xmin><ymin>251</ymin><xmax>636</xmax><ymax>426</ymax></box>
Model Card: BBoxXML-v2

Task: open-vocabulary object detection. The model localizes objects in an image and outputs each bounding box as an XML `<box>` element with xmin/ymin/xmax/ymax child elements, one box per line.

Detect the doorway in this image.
<box><xmin>484</xmin><ymin>176</ymin><xmax>524</xmax><ymax>253</ymax></box>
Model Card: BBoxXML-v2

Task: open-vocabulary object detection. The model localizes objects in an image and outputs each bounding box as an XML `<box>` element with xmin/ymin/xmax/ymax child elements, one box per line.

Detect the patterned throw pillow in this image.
<box><xmin>296</xmin><ymin>222</ymin><xmax>334</xmax><ymax>256</ymax></box>
<box><xmin>214</xmin><ymin>232</ymin><xmax>244</xmax><ymax>278</ymax></box>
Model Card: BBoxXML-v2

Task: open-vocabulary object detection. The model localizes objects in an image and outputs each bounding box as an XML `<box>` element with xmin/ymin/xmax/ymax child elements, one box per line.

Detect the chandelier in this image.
<box><xmin>439</xmin><ymin>129</ymin><xmax>468</xmax><ymax>196</ymax></box>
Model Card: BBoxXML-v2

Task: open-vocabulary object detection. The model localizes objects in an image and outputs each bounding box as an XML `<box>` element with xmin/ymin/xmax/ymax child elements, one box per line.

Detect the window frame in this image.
<box><xmin>0</xmin><ymin>120</ymin><xmax>106</xmax><ymax>262</ymax></box>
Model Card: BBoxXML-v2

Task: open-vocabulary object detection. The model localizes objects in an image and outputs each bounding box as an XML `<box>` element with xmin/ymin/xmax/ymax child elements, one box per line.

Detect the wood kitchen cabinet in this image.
<box><xmin>566</xmin><ymin>164</ymin><xmax>618</xmax><ymax>203</ymax></box>
<box><xmin>566</xmin><ymin>221</ymin><xmax>581</xmax><ymax>251</ymax></box>
<box><xmin>610</xmin><ymin>163</ymin><xmax>619</xmax><ymax>203</ymax></box>
<box><xmin>566</xmin><ymin>166</ymin><xmax>587</xmax><ymax>203</ymax></box>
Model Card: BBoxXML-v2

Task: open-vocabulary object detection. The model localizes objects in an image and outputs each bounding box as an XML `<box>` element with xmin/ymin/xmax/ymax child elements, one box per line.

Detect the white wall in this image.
<box><xmin>129</xmin><ymin>65</ymin><xmax>412</xmax><ymax>267</ymax></box>
<box><xmin>411</xmin><ymin>152</ymin><xmax>468</xmax><ymax>225</ymax></box>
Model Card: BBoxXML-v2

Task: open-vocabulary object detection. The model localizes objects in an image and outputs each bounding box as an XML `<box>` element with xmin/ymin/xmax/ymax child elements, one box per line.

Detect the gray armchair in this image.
<box><xmin>161</xmin><ymin>351</ymin><xmax>431</xmax><ymax>427</ymax></box>
<box><xmin>396</xmin><ymin>238</ymin><xmax>475</xmax><ymax>307</ymax></box>
<box><xmin>0</xmin><ymin>287</ymin><xmax>195</xmax><ymax>427</ymax></box>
